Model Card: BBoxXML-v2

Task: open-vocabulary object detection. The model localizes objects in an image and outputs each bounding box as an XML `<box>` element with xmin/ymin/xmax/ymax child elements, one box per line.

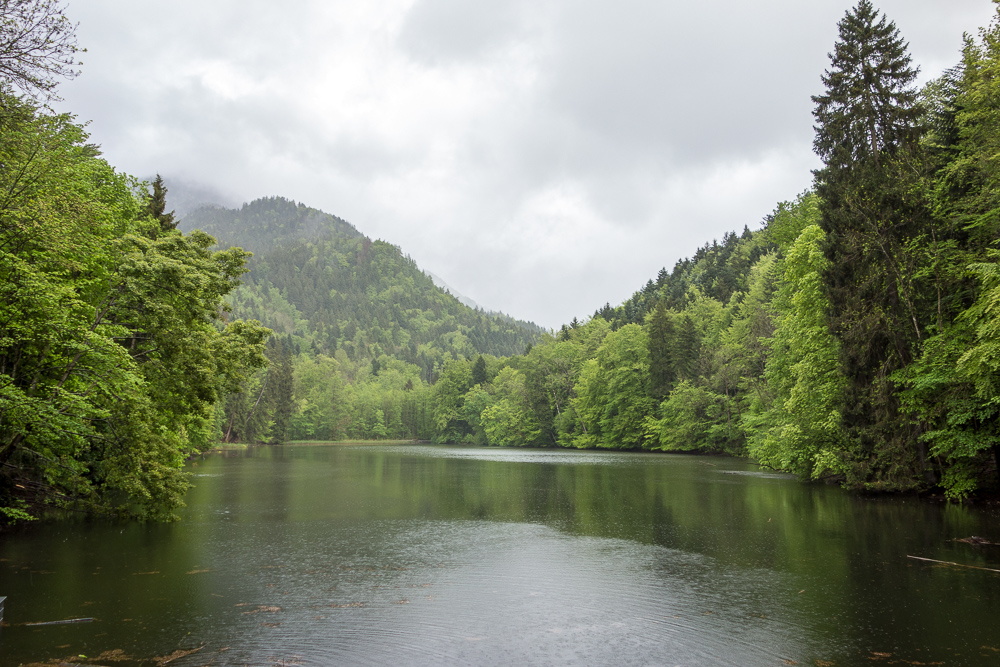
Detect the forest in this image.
<box><xmin>4</xmin><ymin>0</ymin><xmax>1000</xmax><ymax>525</ymax></box>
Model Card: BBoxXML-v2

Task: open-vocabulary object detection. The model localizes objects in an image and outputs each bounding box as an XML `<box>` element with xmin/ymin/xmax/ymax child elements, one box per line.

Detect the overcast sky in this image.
<box><xmin>57</xmin><ymin>0</ymin><xmax>996</xmax><ymax>329</ymax></box>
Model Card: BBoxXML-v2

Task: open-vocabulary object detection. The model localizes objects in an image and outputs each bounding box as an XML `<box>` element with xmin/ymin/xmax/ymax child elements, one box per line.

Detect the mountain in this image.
<box><xmin>180</xmin><ymin>197</ymin><xmax>544</xmax><ymax>381</ymax></box>
<box><xmin>178</xmin><ymin>196</ymin><xmax>363</xmax><ymax>256</ymax></box>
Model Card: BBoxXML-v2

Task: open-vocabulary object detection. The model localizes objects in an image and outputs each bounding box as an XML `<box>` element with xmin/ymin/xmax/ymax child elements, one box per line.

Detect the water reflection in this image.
<box><xmin>1</xmin><ymin>445</ymin><xmax>999</xmax><ymax>666</ymax></box>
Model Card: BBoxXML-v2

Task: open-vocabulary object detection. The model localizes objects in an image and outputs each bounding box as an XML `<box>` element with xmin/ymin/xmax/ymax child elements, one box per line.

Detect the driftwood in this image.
<box><xmin>907</xmin><ymin>555</ymin><xmax>1000</xmax><ymax>573</ymax></box>
<box><xmin>24</xmin><ymin>617</ymin><xmax>94</xmax><ymax>626</ymax></box>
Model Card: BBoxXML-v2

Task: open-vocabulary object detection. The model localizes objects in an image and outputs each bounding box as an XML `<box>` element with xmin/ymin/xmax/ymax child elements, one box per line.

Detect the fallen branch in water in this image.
<box><xmin>906</xmin><ymin>555</ymin><xmax>1000</xmax><ymax>573</ymax></box>
<box><xmin>23</xmin><ymin>617</ymin><xmax>94</xmax><ymax>626</ymax></box>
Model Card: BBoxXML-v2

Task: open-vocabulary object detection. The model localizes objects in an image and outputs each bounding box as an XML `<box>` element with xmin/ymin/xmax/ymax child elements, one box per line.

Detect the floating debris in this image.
<box><xmin>907</xmin><ymin>555</ymin><xmax>1000</xmax><ymax>573</ymax></box>
<box><xmin>24</xmin><ymin>617</ymin><xmax>94</xmax><ymax>627</ymax></box>
<box><xmin>242</xmin><ymin>605</ymin><xmax>282</xmax><ymax>614</ymax></box>
<box><xmin>155</xmin><ymin>645</ymin><xmax>205</xmax><ymax>666</ymax></box>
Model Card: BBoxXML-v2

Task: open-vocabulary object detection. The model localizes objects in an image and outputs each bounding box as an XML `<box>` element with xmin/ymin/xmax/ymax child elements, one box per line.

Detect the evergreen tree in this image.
<box><xmin>471</xmin><ymin>355</ymin><xmax>488</xmax><ymax>386</ymax></box>
<box><xmin>266</xmin><ymin>337</ymin><xmax>295</xmax><ymax>443</ymax></box>
<box><xmin>812</xmin><ymin>0</ymin><xmax>921</xmax><ymax>171</ymax></box>
<box><xmin>811</xmin><ymin>1</ymin><xmax>933</xmax><ymax>489</ymax></box>
<box><xmin>646</xmin><ymin>300</ymin><xmax>675</xmax><ymax>399</ymax></box>
<box><xmin>672</xmin><ymin>315</ymin><xmax>700</xmax><ymax>383</ymax></box>
<box><xmin>145</xmin><ymin>174</ymin><xmax>177</xmax><ymax>234</ymax></box>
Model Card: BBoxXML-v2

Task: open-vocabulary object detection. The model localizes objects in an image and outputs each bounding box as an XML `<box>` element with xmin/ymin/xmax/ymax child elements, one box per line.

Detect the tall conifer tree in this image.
<box><xmin>145</xmin><ymin>174</ymin><xmax>177</xmax><ymax>234</ymax></box>
<box><xmin>646</xmin><ymin>300</ymin><xmax>675</xmax><ymax>400</ymax></box>
<box><xmin>812</xmin><ymin>0</ymin><xmax>933</xmax><ymax>488</ymax></box>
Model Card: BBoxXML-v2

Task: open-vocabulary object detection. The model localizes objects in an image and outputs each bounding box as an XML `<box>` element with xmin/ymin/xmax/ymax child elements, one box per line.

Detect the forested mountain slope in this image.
<box><xmin>180</xmin><ymin>197</ymin><xmax>543</xmax><ymax>368</ymax></box>
<box><xmin>179</xmin><ymin>196</ymin><xmax>362</xmax><ymax>256</ymax></box>
<box><xmin>178</xmin><ymin>197</ymin><xmax>544</xmax><ymax>444</ymax></box>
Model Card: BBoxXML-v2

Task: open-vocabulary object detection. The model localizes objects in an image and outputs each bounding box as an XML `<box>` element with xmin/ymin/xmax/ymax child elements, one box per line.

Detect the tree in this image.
<box><xmin>745</xmin><ymin>225</ymin><xmax>846</xmax><ymax>479</ymax></box>
<box><xmin>479</xmin><ymin>367</ymin><xmax>540</xmax><ymax>446</ymax></box>
<box><xmin>812</xmin><ymin>0</ymin><xmax>921</xmax><ymax>171</ymax></box>
<box><xmin>646</xmin><ymin>380</ymin><xmax>731</xmax><ymax>453</ymax></box>
<box><xmin>672</xmin><ymin>314</ymin><xmax>699</xmax><ymax>383</ymax></box>
<box><xmin>144</xmin><ymin>175</ymin><xmax>177</xmax><ymax>234</ymax></box>
<box><xmin>0</xmin><ymin>96</ymin><xmax>270</xmax><ymax>521</ymax></box>
<box><xmin>432</xmin><ymin>358</ymin><xmax>473</xmax><ymax>442</ymax></box>
<box><xmin>471</xmin><ymin>355</ymin><xmax>488</xmax><ymax>387</ymax></box>
<box><xmin>811</xmin><ymin>1</ymin><xmax>934</xmax><ymax>489</ymax></box>
<box><xmin>571</xmin><ymin>324</ymin><xmax>653</xmax><ymax>449</ymax></box>
<box><xmin>646</xmin><ymin>300</ymin><xmax>675</xmax><ymax>400</ymax></box>
<box><xmin>0</xmin><ymin>0</ymin><xmax>82</xmax><ymax>102</ymax></box>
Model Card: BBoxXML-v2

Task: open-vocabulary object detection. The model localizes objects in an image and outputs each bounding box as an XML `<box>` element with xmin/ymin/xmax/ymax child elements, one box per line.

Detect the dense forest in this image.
<box><xmin>5</xmin><ymin>0</ymin><xmax>1000</xmax><ymax>526</ymax></box>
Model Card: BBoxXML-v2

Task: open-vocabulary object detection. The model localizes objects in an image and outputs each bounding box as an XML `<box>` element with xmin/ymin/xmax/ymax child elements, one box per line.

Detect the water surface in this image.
<box><xmin>2</xmin><ymin>445</ymin><xmax>999</xmax><ymax>665</ymax></box>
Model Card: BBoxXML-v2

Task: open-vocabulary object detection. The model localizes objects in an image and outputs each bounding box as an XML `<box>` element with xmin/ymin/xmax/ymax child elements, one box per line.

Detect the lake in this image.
<box><xmin>2</xmin><ymin>444</ymin><xmax>1000</xmax><ymax>666</ymax></box>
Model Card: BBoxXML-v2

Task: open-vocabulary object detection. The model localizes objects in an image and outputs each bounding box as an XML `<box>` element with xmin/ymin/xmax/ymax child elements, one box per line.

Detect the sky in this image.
<box><xmin>57</xmin><ymin>0</ymin><xmax>996</xmax><ymax>329</ymax></box>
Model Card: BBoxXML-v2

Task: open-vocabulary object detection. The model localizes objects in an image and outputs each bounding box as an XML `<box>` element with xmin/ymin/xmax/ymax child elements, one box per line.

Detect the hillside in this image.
<box><xmin>177</xmin><ymin>197</ymin><xmax>545</xmax><ymax>444</ymax></box>
<box><xmin>180</xmin><ymin>197</ymin><xmax>543</xmax><ymax>368</ymax></box>
<box><xmin>179</xmin><ymin>196</ymin><xmax>363</xmax><ymax>256</ymax></box>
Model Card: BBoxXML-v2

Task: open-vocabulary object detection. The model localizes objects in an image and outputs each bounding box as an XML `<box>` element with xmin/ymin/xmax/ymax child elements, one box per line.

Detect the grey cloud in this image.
<box><xmin>397</xmin><ymin>0</ymin><xmax>528</xmax><ymax>63</ymax></box>
<box><xmin>51</xmin><ymin>0</ymin><xmax>1000</xmax><ymax>329</ymax></box>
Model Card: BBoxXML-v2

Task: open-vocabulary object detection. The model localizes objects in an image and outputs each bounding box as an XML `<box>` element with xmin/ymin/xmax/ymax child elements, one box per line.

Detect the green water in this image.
<box><xmin>2</xmin><ymin>444</ymin><xmax>999</xmax><ymax>666</ymax></box>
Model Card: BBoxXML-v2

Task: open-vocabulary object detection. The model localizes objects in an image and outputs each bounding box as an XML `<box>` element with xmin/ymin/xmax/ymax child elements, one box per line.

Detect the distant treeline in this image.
<box><xmin>226</xmin><ymin>2</ymin><xmax>1000</xmax><ymax>499</ymax></box>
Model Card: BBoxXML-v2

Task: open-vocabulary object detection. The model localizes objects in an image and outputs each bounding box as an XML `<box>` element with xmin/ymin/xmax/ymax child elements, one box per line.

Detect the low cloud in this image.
<box><xmin>58</xmin><ymin>0</ymin><xmax>996</xmax><ymax>328</ymax></box>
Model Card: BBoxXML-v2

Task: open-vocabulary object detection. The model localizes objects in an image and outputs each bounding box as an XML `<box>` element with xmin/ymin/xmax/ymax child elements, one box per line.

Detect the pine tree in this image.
<box><xmin>646</xmin><ymin>300</ymin><xmax>675</xmax><ymax>399</ymax></box>
<box><xmin>812</xmin><ymin>0</ymin><xmax>921</xmax><ymax>171</ymax></box>
<box><xmin>471</xmin><ymin>355</ymin><xmax>488</xmax><ymax>386</ymax></box>
<box><xmin>811</xmin><ymin>1</ymin><xmax>933</xmax><ymax>489</ymax></box>
<box><xmin>144</xmin><ymin>174</ymin><xmax>177</xmax><ymax>233</ymax></box>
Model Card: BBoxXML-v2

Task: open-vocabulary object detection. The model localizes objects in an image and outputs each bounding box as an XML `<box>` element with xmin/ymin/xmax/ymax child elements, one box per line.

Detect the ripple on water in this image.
<box><xmin>180</xmin><ymin>520</ymin><xmax>826</xmax><ymax>666</ymax></box>
<box><xmin>354</xmin><ymin>444</ymin><xmax>706</xmax><ymax>468</ymax></box>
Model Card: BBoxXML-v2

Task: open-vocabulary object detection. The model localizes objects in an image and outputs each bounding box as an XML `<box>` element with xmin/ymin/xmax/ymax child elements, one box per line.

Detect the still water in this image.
<box><xmin>2</xmin><ymin>444</ymin><xmax>1000</xmax><ymax>666</ymax></box>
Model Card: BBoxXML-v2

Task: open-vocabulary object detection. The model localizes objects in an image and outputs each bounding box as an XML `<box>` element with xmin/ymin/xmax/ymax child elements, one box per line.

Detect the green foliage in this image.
<box><xmin>402</xmin><ymin>3</ymin><xmax>1000</xmax><ymax>503</ymax></box>
<box><xmin>0</xmin><ymin>97</ymin><xmax>268</xmax><ymax>521</ymax></box>
<box><xmin>811</xmin><ymin>0</ymin><xmax>921</xmax><ymax>170</ymax></box>
<box><xmin>647</xmin><ymin>381</ymin><xmax>736</xmax><ymax>453</ymax></box>
<box><xmin>479</xmin><ymin>368</ymin><xmax>540</xmax><ymax>446</ymax></box>
<box><xmin>765</xmin><ymin>192</ymin><xmax>821</xmax><ymax>253</ymax></box>
<box><xmin>811</xmin><ymin>0</ymin><xmax>938</xmax><ymax>491</ymax></box>
<box><xmin>571</xmin><ymin>324</ymin><xmax>654</xmax><ymax>449</ymax></box>
<box><xmin>745</xmin><ymin>226</ymin><xmax>846</xmax><ymax>479</ymax></box>
<box><xmin>432</xmin><ymin>358</ymin><xmax>473</xmax><ymax>442</ymax></box>
<box><xmin>181</xmin><ymin>194</ymin><xmax>543</xmax><ymax>445</ymax></box>
<box><xmin>288</xmin><ymin>354</ymin><xmax>348</xmax><ymax>441</ymax></box>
